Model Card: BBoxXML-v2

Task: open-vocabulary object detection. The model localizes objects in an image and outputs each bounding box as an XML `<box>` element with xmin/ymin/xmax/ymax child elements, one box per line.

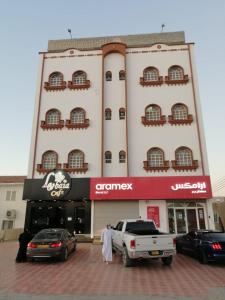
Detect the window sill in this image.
<box><xmin>168</xmin><ymin>115</ymin><xmax>193</xmax><ymax>125</ymax></box>
<box><xmin>41</xmin><ymin>120</ymin><xmax>64</xmax><ymax>130</ymax></box>
<box><xmin>140</xmin><ymin>76</ymin><xmax>163</xmax><ymax>87</ymax></box>
<box><xmin>171</xmin><ymin>160</ymin><xmax>198</xmax><ymax>171</ymax></box>
<box><xmin>165</xmin><ymin>75</ymin><xmax>189</xmax><ymax>85</ymax></box>
<box><xmin>63</xmin><ymin>163</ymin><xmax>88</xmax><ymax>173</ymax></box>
<box><xmin>44</xmin><ymin>82</ymin><xmax>67</xmax><ymax>91</ymax></box>
<box><xmin>65</xmin><ymin>119</ymin><xmax>89</xmax><ymax>129</ymax></box>
<box><xmin>141</xmin><ymin>116</ymin><xmax>166</xmax><ymax>126</ymax></box>
<box><xmin>143</xmin><ymin>161</ymin><xmax>170</xmax><ymax>172</ymax></box>
<box><xmin>68</xmin><ymin>80</ymin><xmax>91</xmax><ymax>90</ymax></box>
<box><xmin>36</xmin><ymin>164</ymin><xmax>62</xmax><ymax>174</ymax></box>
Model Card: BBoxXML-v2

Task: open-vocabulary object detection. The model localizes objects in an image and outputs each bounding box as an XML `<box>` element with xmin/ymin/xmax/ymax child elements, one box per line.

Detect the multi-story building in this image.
<box><xmin>23</xmin><ymin>31</ymin><xmax>213</xmax><ymax>237</ymax></box>
<box><xmin>0</xmin><ymin>176</ymin><xmax>26</xmax><ymax>230</ymax></box>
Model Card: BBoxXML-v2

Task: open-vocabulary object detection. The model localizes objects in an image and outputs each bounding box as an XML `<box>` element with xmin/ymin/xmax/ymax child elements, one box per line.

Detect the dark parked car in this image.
<box><xmin>176</xmin><ymin>230</ymin><xmax>225</xmax><ymax>264</ymax></box>
<box><xmin>27</xmin><ymin>228</ymin><xmax>76</xmax><ymax>261</ymax></box>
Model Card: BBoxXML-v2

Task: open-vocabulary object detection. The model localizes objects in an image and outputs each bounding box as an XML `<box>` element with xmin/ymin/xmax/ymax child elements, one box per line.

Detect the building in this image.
<box><xmin>212</xmin><ymin>197</ymin><xmax>225</xmax><ymax>231</ymax></box>
<box><xmin>0</xmin><ymin>176</ymin><xmax>26</xmax><ymax>230</ymax></box>
<box><xmin>23</xmin><ymin>31</ymin><xmax>213</xmax><ymax>237</ymax></box>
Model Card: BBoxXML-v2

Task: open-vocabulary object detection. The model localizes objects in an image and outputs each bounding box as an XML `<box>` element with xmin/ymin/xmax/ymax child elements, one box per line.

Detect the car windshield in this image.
<box><xmin>34</xmin><ymin>232</ymin><xmax>62</xmax><ymax>240</ymax></box>
<box><xmin>126</xmin><ymin>221</ymin><xmax>158</xmax><ymax>235</ymax></box>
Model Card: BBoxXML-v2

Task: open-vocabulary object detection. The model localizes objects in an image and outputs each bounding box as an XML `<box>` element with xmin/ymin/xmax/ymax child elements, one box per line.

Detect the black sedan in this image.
<box><xmin>176</xmin><ymin>230</ymin><xmax>225</xmax><ymax>264</ymax></box>
<box><xmin>27</xmin><ymin>228</ymin><xmax>76</xmax><ymax>261</ymax></box>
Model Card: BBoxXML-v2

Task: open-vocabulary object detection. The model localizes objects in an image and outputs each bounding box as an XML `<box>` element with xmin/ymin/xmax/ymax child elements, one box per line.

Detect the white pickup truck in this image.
<box><xmin>112</xmin><ymin>219</ymin><xmax>176</xmax><ymax>267</ymax></box>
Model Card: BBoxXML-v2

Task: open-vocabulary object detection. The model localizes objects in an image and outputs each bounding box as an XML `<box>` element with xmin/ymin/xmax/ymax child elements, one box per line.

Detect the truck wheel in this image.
<box><xmin>122</xmin><ymin>247</ymin><xmax>132</xmax><ymax>267</ymax></box>
<box><xmin>161</xmin><ymin>256</ymin><xmax>173</xmax><ymax>266</ymax></box>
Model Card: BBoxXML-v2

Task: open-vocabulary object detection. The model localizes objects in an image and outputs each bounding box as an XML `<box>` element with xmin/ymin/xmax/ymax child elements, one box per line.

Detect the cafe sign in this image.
<box><xmin>42</xmin><ymin>170</ymin><xmax>71</xmax><ymax>199</ymax></box>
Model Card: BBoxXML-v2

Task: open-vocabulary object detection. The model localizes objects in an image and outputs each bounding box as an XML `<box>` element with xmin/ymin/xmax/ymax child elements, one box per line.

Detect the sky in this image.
<box><xmin>0</xmin><ymin>0</ymin><xmax>224</xmax><ymax>196</ymax></box>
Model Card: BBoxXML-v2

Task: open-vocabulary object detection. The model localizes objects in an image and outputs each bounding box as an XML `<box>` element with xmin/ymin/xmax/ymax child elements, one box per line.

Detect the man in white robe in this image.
<box><xmin>101</xmin><ymin>224</ymin><xmax>113</xmax><ymax>263</ymax></box>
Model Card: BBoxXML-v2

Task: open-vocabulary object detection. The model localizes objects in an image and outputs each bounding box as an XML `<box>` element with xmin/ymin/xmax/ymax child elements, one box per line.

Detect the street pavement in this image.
<box><xmin>0</xmin><ymin>241</ymin><xmax>225</xmax><ymax>300</ymax></box>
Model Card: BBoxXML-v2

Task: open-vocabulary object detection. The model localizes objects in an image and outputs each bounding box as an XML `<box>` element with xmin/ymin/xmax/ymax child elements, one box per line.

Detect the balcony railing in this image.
<box><xmin>141</xmin><ymin>115</ymin><xmax>166</xmax><ymax>126</ymax></box>
<box><xmin>63</xmin><ymin>163</ymin><xmax>88</xmax><ymax>174</ymax></box>
<box><xmin>143</xmin><ymin>160</ymin><xmax>170</xmax><ymax>172</ymax></box>
<box><xmin>44</xmin><ymin>81</ymin><xmax>67</xmax><ymax>91</ymax></box>
<box><xmin>165</xmin><ymin>74</ymin><xmax>189</xmax><ymax>85</ymax></box>
<box><xmin>40</xmin><ymin>120</ymin><xmax>64</xmax><ymax>130</ymax></box>
<box><xmin>171</xmin><ymin>160</ymin><xmax>198</xmax><ymax>171</ymax></box>
<box><xmin>65</xmin><ymin>119</ymin><xmax>90</xmax><ymax>129</ymax></box>
<box><xmin>36</xmin><ymin>163</ymin><xmax>62</xmax><ymax>174</ymax></box>
<box><xmin>68</xmin><ymin>80</ymin><xmax>91</xmax><ymax>90</ymax></box>
<box><xmin>139</xmin><ymin>76</ymin><xmax>163</xmax><ymax>87</ymax></box>
<box><xmin>168</xmin><ymin>114</ymin><xmax>193</xmax><ymax>125</ymax></box>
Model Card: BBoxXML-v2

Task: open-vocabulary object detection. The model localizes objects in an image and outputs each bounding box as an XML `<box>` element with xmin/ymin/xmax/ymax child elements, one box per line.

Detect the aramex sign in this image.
<box><xmin>90</xmin><ymin>176</ymin><xmax>212</xmax><ymax>200</ymax></box>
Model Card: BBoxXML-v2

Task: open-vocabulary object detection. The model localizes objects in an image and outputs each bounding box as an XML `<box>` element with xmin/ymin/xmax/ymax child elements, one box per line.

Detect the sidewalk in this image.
<box><xmin>0</xmin><ymin>242</ymin><xmax>225</xmax><ymax>300</ymax></box>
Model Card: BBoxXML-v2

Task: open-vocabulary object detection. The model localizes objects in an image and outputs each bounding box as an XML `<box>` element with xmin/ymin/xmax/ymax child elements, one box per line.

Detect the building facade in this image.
<box><xmin>23</xmin><ymin>31</ymin><xmax>213</xmax><ymax>237</ymax></box>
<box><xmin>0</xmin><ymin>176</ymin><xmax>26</xmax><ymax>230</ymax></box>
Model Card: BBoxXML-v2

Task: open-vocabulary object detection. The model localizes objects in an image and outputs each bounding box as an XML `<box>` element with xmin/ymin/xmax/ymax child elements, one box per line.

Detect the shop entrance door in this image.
<box><xmin>175</xmin><ymin>209</ymin><xmax>186</xmax><ymax>234</ymax></box>
<box><xmin>74</xmin><ymin>206</ymin><xmax>86</xmax><ymax>234</ymax></box>
<box><xmin>168</xmin><ymin>203</ymin><xmax>206</xmax><ymax>234</ymax></box>
<box><xmin>187</xmin><ymin>209</ymin><xmax>198</xmax><ymax>232</ymax></box>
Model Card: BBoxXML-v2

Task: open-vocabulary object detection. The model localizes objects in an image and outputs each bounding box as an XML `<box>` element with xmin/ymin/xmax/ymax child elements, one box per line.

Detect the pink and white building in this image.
<box><xmin>24</xmin><ymin>31</ymin><xmax>213</xmax><ymax>237</ymax></box>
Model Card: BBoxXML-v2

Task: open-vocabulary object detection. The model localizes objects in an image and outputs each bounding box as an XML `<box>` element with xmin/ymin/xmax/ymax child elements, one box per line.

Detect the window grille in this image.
<box><xmin>43</xmin><ymin>152</ymin><xmax>57</xmax><ymax>169</ymax></box>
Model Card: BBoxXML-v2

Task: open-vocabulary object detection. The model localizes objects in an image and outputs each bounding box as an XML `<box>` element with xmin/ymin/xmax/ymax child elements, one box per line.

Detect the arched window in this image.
<box><xmin>68</xmin><ymin>150</ymin><xmax>84</xmax><ymax>169</ymax></box>
<box><xmin>168</xmin><ymin>66</ymin><xmax>184</xmax><ymax>80</ymax></box>
<box><xmin>42</xmin><ymin>151</ymin><xmax>57</xmax><ymax>170</ymax></box>
<box><xmin>119</xmin><ymin>151</ymin><xmax>126</xmax><ymax>163</ymax></box>
<box><xmin>66</xmin><ymin>108</ymin><xmax>89</xmax><ymax>129</ymax></box>
<box><xmin>172</xmin><ymin>147</ymin><xmax>198</xmax><ymax>171</ymax></box>
<box><xmin>145</xmin><ymin>105</ymin><xmax>161</xmax><ymax>121</ymax></box>
<box><xmin>119</xmin><ymin>108</ymin><xmax>126</xmax><ymax>120</ymax></box>
<box><xmin>71</xmin><ymin>108</ymin><xmax>85</xmax><ymax>124</ymax></box>
<box><xmin>172</xmin><ymin>104</ymin><xmax>188</xmax><ymax>120</ymax></box>
<box><xmin>49</xmin><ymin>72</ymin><xmax>63</xmax><ymax>86</ymax></box>
<box><xmin>143</xmin><ymin>67</ymin><xmax>159</xmax><ymax>81</ymax></box>
<box><xmin>105</xmin><ymin>108</ymin><xmax>112</xmax><ymax>120</ymax></box>
<box><xmin>168</xmin><ymin>103</ymin><xmax>193</xmax><ymax>125</ymax></box>
<box><xmin>105</xmin><ymin>71</ymin><xmax>112</xmax><ymax>81</ymax></box>
<box><xmin>147</xmin><ymin>148</ymin><xmax>164</xmax><ymax>167</ymax></box>
<box><xmin>46</xmin><ymin>109</ymin><xmax>60</xmax><ymax>125</ymax></box>
<box><xmin>142</xmin><ymin>105</ymin><xmax>166</xmax><ymax>126</ymax></box>
<box><xmin>72</xmin><ymin>71</ymin><xmax>87</xmax><ymax>85</ymax></box>
<box><xmin>175</xmin><ymin>147</ymin><xmax>192</xmax><ymax>166</ymax></box>
<box><xmin>119</xmin><ymin>70</ymin><xmax>125</xmax><ymax>80</ymax></box>
<box><xmin>144</xmin><ymin>148</ymin><xmax>169</xmax><ymax>171</ymax></box>
<box><xmin>105</xmin><ymin>151</ymin><xmax>112</xmax><ymax>163</ymax></box>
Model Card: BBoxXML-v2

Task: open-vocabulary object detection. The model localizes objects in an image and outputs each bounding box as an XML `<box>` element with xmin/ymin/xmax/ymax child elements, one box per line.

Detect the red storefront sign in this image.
<box><xmin>147</xmin><ymin>206</ymin><xmax>160</xmax><ymax>227</ymax></box>
<box><xmin>90</xmin><ymin>176</ymin><xmax>212</xmax><ymax>200</ymax></box>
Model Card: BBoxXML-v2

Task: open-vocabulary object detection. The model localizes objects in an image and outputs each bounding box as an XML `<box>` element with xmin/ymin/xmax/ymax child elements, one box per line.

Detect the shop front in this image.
<box><xmin>23</xmin><ymin>170</ymin><xmax>91</xmax><ymax>235</ymax></box>
<box><xmin>90</xmin><ymin>176</ymin><xmax>213</xmax><ymax>236</ymax></box>
<box><xmin>23</xmin><ymin>171</ymin><xmax>213</xmax><ymax>237</ymax></box>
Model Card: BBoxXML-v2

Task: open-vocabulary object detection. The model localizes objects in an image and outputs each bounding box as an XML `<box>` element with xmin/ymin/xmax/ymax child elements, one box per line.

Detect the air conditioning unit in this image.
<box><xmin>6</xmin><ymin>209</ymin><xmax>16</xmax><ymax>219</ymax></box>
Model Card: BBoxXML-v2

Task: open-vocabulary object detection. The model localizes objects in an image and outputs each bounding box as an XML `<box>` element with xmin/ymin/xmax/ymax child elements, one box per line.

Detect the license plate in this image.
<box><xmin>151</xmin><ymin>250</ymin><xmax>159</xmax><ymax>256</ymax></box>
<box><xmin>37</xmin><ymin>245</ymin><xmax>49</xmax><ymax>249</ymax></box>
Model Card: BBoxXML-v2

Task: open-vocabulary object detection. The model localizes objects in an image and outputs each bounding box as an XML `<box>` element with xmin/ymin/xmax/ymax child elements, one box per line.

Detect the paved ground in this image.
<box><xmin>0</xmin><ymin>241</ymin><xmax>225</xmax><ymax>300</ymax></box>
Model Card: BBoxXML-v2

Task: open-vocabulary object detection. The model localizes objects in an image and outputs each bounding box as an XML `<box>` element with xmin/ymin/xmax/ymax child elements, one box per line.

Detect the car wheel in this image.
<box><xmin>61</xmin><ymin>248</ymin><xmax>68</xmax><ymax>262</ymax></box>
<box><xmin>72</xmin><ymin>242</ymin><xmax>76</xmax><ymax>252</ymax></box>
<box><xmin>198</xmin><ymin>250</ymin><xmax>208</xmax><ymax>264</ymax></box>
<box><xmin>161</xmin><ymin>255</ymin><xmax>173</xmax><ymax>266</ymax></box>
<box><xmin>122</xmin><ymin>247</ymin><xmax>132</xmax><ymax>267</ymax></box>
<box><xmin>199</xmin><ymin>250</ymin><xmax>208</xmax><ymax>265</ymax></box>
<box><xmin>176</xmin><ymin>244</ymin><xmax>182</xmax><ymax>254</ymax></box>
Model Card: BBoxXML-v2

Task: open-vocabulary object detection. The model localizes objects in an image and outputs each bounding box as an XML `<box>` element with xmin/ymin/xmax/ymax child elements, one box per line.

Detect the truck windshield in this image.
<box><xmin>126</xmin><ymin>221</ymin><xmax>158</xmax><ymax>235</ymax></box>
